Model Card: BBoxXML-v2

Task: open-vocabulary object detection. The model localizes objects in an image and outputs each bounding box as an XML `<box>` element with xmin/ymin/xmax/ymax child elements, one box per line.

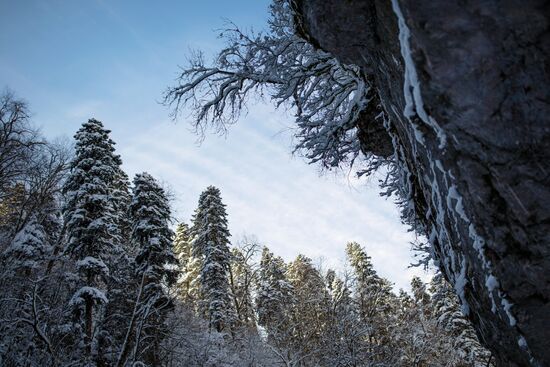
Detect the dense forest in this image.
<box><xmin>0</xmin><ymin>92</ymin><xmax>493</xmax><ymax>366</ymax></box>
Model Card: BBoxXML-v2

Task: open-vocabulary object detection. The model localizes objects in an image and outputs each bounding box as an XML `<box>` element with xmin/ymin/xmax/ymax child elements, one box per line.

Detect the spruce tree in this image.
<box><xmin>346</xmin><ymin>242</ymin><xmax>396</xmax><ymax>362</ymax></box>
<box><xmin>131</xmin><ymin>173</ymin><xmax>177</xmax><ymax>287</ymax></box>
<box><xmin>5</xmin><ymin>214</ymin><xmax>50</xmax><ymax>273</ymax></box>
<box><xmin>122</xmin><ymin>172</ymin><xmax>178</xmax><ymax>366</ymax></box>
<box><xmin>174</xmin><ymin>222</ymin><xmax>192</xmax><ymax>267</ymax></box>
<box><xmin>62</xmin><ymin>119</ymin><xmax>121</xmax><ymax>358</ymax></box>
<box><xmin>255</xmin><ymin>247</ymin><xmax>293</xmax><ymax>348</ymax></box>
<box><xmin>98</xmin><ymin>159</ymin><xmax>132</xmax><ymax>365</ymax></box>
<box><xmin>111</xmin><ymin>159</ymin><xmax>132</xmax><ymax>252</ymax></box>
<box><xmin>286</xmin><ymin>255</ymin><xmax>331</xmax><ymax>361</ymax></box>
<box><xmin>191</xmin><ymin>185</ymin><xmax>232</xmax><ymax>332</ymax></box>
<box><xmin>323</xmin><ymin>273</ymin><xmax>366</xmax><ymax>366</ymax></box>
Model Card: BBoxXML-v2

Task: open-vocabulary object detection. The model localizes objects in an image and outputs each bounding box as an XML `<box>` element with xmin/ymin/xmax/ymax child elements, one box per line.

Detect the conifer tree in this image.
<box><xmin>411</xmin><ymin>275</ymin><xmax>431</xmax><ymax>315</ymax></box>
<box><xmin>286</xmin><ymin>254</ymin><xmax>330</xmax><ymax>359</ymax></box>
<box><xmin>98</xmin><ymin>161</ymin><xmax>132</xmax><ymax>365</ymax></box>
<box><xmin>131</xmin><ymin>172</ymin><xmax>177</xmax><ymax>285</ymax></box>
<box><xmin>4</xmin><ymin>215</ymin><xmax>50</xmax><ymax>273</ymax></box>
<box><xmin>62</xmin><ymin>119</ymin><xmax>121</xmax><ymax>358</ymax></box>
<box><xmin>0</xmin><ymin>183</ymin><xmax>27</xmax><ymax>239</ymax></box>
<box><xmin>393</xmin><ymin>279</ymin><xmax>443</xmax><ymax>367</ymax></box>
<box><xmin>0</xmin><ymin>213</ymin><xmax>61</xmax><ymax>367</ymax></box>
<box><xmin>255</xmin><ymin>246</ymin><xmax>293</xmax><ymax>341</ymax></box>
<box><xmin>346</xmin><ymin>242</ymin><xmax>396</xmax><ymax>362</ymax></box>
<box><xmin>191</xmin><ymin>185</ymin><xmax>232</xmax><ymax>332</ymax></box>
<box><xmin>174</xmin><ymin>222</ymin><xmax>192</xmax><ymax>267</ymax></box>
<box><xmin>111</xmin><ymin>160</ymin><xmax>132</xmax><ymax>252</ymax></box>
<box><xmin>120</xmin><ymin>172</ymin><xmax>178</xmax><ymax>366</ymax></box>
<box><xmin>323</xmin><ymin>273</ymin><xmax>367</xmax><ymax>366</ymax></box>
<box><xmin>330</xmin><ymin>275</ymin><xmax>354</xmax><ymax>317</ymax></box>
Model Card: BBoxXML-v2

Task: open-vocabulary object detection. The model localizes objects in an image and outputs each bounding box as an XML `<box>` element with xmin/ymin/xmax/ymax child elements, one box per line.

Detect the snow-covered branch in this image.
<box><xmin>165</xmin><ymin>1</ymin><xmax>372</xmax><ymax>168</ymax></box>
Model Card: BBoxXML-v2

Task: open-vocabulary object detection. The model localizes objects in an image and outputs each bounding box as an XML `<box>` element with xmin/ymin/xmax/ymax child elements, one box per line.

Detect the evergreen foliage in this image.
<box><xmin>191</xmin><ymin>186</ymin><xmax>233</xmax><ymax>332</ymax></box>
<box><xmin>430</xmin><ymin>273</ymin><xmax>493</xmax><ymax>366</ymax></box>
<box><xmin>255</xmin><ymin>247</ymin><xmax>293</xmax><ymax>342</ymax></box>
<box><xmin>5</xmin><ymin>215</ymin><xmax>51</xmax><ymax>272</ymax></box>
<box><xmin>62</xmin><ymin>118</ymin><xmax>123</xmax><ymax>359</ymax></box>
<box><xmin>120</xmin><ymin>172</ymin><xmax>179</xmax><ymax>366</ymax></box>
<box><xmin>131</xmin><ymin>172</ymin><xmax>178</xmax><ymax>288</ymax></box>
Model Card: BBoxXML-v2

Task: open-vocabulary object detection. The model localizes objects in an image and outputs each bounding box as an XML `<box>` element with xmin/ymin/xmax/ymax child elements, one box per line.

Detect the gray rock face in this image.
<box><xmin>295</xmin><ymin>0</ymin><xmax>550</xmax><ymax>365</ymax></box>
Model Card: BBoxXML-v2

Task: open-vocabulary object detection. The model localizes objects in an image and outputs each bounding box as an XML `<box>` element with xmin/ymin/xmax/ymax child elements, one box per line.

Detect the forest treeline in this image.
<box><xmin>0</xmin><ymin>91</ymin><xmax>493</xmax><ymax>366</ymax></box>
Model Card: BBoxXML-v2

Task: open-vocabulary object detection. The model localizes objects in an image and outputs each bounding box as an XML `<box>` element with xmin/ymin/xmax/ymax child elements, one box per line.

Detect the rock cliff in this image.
<box><xmin>294</xmin><ymin>1</ymin><xmax>550</xmax><ymax>365</ymax></box>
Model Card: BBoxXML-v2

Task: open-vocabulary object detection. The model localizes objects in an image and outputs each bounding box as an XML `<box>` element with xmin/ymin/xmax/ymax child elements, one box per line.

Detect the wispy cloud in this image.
<box><xmin>119</xmin><ymin>104</ymin><xmax>432</xmax><ymax>291</ymax></box>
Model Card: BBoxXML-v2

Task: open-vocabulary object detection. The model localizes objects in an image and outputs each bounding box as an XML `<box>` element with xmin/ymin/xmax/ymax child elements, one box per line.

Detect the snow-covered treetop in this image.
<box><xmin>131</xmin><ymin>172</ymin><xmax>177</xmax><ymax>283</ymax></box>
<box><xmin>346</xmin><ymin>242</ymin><xmax>376</xmax><ymax>280</ymax></box>
<box><xmin>63</xmin><ymin>118</ymin><xmax>123</xmax><ymax>261</ymax></box>
<box><xmin>191</xmin><ymin>186</ymin><xmax>230</xmax><ymax>258</ymax></box>
<box><xmin>4</xmin><ymin>215</ymin><xmax>50</xmax><ymax>269</ymax></box>
<box><xmin>131</xmin><ymin>172</ymin><xmax>172</xmax><ymax>242</ymax></box>
<box><xmin>69</xmin><ymin>286</ymin><xmax>108</xmax><ymax>307</ymax></box>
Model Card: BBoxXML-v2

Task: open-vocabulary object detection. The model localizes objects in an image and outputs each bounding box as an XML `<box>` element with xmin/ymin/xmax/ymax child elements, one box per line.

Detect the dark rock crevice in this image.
<box><xmin>294</xmin><ymin>0</ymin><xmax>550</xmax><ymax>365</ymax></box>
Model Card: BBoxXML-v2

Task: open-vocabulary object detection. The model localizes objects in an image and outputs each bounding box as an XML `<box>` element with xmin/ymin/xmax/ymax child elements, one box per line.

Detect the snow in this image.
<box><xmin>76</xmin><ymin>256</ymin><xmax>110</xmax><ymax>275</ymax></box>
<box><xmin>69</xmin><ymin>286</ymin><xmax>108</xmax><ymax>306</ymax></box>
<box><xmin>485</xmin><ymin>275</ymin><xmax>499</xmax><ymax>293</ymax></box>
<box><xmin>76</xmin><ymin>256</ymin><xmax>106</xmax><ymax>268</ymax></box>
<box><xmin>518</xmin><ymin>336</ymin><xmax>527</xmax><ymax>348</ymax></box>
<box><xmin>468</xmin><ymin>224</ymin><xmax>485</xmax><ymax>254</ymax></box>
<box><xmin>391</xmin><ymin>0</ymin><xmax>447</xmax><ymax>149</ymax></box>
<box><xmin>447</xmin><ymin>185</ymin><xmax>468</xmax><ymax>222</ymax></box>
<box><xmin>454</xmin><ymin>259</ymin><xmax>470</xmax><ymax>315</ymax></box>
<box><xmin>501</xmin><ymin>297</ymin><xmax>517</xmax><ymax>327</ymax></box>
<box><xmin>421</xmin><ymin>131</ymin><xmax>521</xmax><ymax>335</ymax></box>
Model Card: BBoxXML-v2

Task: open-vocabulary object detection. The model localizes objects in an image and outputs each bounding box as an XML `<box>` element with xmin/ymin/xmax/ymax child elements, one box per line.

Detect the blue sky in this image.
<box><xmin>0</xmin><ymin>0</ymin><xmax>430</xmax><ymax>290</ymax></box>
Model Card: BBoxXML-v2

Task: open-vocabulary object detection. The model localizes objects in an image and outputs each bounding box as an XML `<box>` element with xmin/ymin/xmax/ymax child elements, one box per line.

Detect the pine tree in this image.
<box><xmin>62</xmin><ymin>119</ymin><xmax>122</xmax><ymax>359</ymax></box>
<box><xmin>322</xmin><ymin>272</ymin><xmax>367</xmax><ymax>366</ymax></box>
<box><xmin>191</xmin><ymin>186</ymin><xmax>233</xmax><ymax>332</ymax></box>
<box><xmin>4</xmin><ymin>214</ymin><xmax>50</xmax><ymax>273</ymax></box>
<box><xmin>286</xmin><ymin>254</ymin><xmax>330</xmax><ymax>360</ymax></box>
<box><xmin>346</xmin><ymin>242</ymin><xmax>397</xmax><ymax>362</ymax></box>
<box><xmin>255</xmin><ymin>246</ymin><xmax>293</xmax><ymax>342</ymax></box>
<box><xmin>120</xmin><ymin>172</ymin><xmax>178</xmax><ymax>366</ymax></box>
